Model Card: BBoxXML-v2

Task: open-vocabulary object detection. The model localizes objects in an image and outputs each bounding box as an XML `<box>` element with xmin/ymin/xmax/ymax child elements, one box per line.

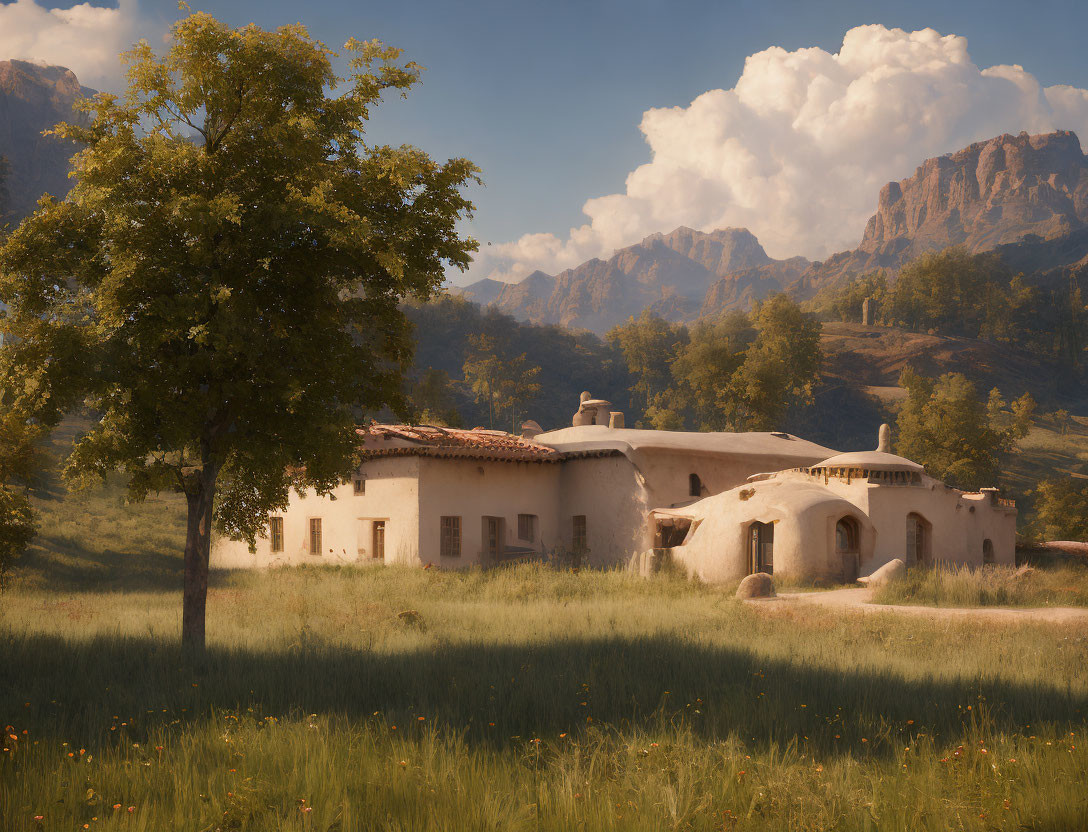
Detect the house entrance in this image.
<box><xmin>748</xmin><ymin>521</ymin><xmax>774</xmax><ymax>574</ymax></box>
<box><xmin>836</xmin><ymin>516</ymin><xmax>860</xmax><ymax>582</ymax></box>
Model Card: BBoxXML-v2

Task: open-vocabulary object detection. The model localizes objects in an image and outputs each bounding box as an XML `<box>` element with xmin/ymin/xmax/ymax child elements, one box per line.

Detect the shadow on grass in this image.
<box><xmin>2</xmin><ymin>630</ymin><xmax>1083</xmax><ymax>760</ymax></box>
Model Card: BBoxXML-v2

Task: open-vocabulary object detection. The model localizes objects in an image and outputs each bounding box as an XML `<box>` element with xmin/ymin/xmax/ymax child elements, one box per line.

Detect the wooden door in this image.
<box><xmin>372</xmin><ymin>520</ymin><xmax>386</xmax><ymax>560</ymax></box>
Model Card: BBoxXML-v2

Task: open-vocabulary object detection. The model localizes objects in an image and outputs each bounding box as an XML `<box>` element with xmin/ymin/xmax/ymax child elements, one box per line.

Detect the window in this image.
<box><xmin>572</xmin><ymin>515</ymin><xmax>587</xmax><ymax>552</ymax></box>
<box><xmin>906</xmin><ymin>513</ymin><xmax>930</xmax><ymax>567</ymax></box>
<box><xmin>518</xmin><ymin>513</ymin><xmax>537</xmax><ymax>542</ymax></box>
<box><xmin>309</xmin><ymin>518</ymin><xmax>322</xmax><ymax>555</ymax></box>
<box><xmin>983</xmin><ymin>538</ymin><xmax>995</xmax><ymax>565</ymax></box>
<box><xmin>372</xmin><ymin>521</ymin><xmax>386</xmax><ymax>560</ymax></box>
<box><xmin>689</xmin><ymin>473</ymin><xmax>702</xmax><ymax>498</ymax></box>
<box><xmin>353</xmin><ymin>476</ymin><xmax>365</xmax><ymax>495</ymax></box>
<box><xmin>835</xmin><ymin>517</ymin><xmax>859</xmax><ymax>553</ymax></box>
<box><xmin>269</xmin><ymin>517</ymin><xmax>284</xmax><ymax>553</ymax></box>
<box><xmin>441</xmin><ymin>516</ymin><xmax>461</xmax><ymax>558</ymax></box>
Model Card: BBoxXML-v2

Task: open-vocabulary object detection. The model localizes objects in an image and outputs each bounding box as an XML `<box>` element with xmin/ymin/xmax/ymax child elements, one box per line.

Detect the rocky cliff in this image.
<box><xmin>0</xmin><ymin>60</ymin><xmax>94</xmax><ymax>222</ymax></box>
<box><xmin>466</xmin><ymin>130</ymin><xmax>1088</xmax><ymax>332</ymax></box>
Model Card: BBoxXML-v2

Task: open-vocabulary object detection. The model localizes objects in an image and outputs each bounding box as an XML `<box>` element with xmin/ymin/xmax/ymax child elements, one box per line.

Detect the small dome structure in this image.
<box><xmin>813</xmin><ymin>451</ymin><xmax>924</xmax><ymax>474</ymax></box>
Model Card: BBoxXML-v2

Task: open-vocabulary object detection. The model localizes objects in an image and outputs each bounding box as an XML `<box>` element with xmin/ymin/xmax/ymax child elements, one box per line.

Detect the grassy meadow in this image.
<box><xmin>1</xmin><ymin>421</ymin><xmax>1087</xmax><ymax>831</ymax></box>
<box><xmin>872</xmin><ymin>562</ymin><xmax>1088</xmax><ymax>609</ymax></box>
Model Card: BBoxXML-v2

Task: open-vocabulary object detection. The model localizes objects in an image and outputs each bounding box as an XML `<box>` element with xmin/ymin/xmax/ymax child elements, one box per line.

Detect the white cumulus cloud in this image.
<box><xmin>0</xmin><ymin>0</ymin><xmax>144</xmax><ymax>90</ymax></box>
<box><xmin>473</xmin><ymin>24</ymin><xmax>1088</xmax><ymax>283</ymax></box>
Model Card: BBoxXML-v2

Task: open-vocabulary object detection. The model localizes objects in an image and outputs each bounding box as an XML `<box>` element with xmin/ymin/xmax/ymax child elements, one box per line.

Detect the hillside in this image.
<box><xmin>464</xmin><ymin>130</ymin><xmax>1088</xmax><ymax>333</ymax></box>
<box><xmin>0</xmin><ymin>60</ymin><xmax>93</xmax><ymax>222</ymax></box>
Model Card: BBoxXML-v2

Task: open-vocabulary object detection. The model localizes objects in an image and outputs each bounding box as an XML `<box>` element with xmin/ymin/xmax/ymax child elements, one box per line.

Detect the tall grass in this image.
<box><xmin>872</xmin><ymin>562</ymin><xmax>1088</xmax><ymax>608</ymax></box>
<box><xmin>3</xmin><ymin>564</ymin><xmax>1087</xmax><ymax>831</ymax></box>
<box><xmin>2</xmin><ymin>422</ymin><xmax>1087</xmax><ymax>829</ymax></box>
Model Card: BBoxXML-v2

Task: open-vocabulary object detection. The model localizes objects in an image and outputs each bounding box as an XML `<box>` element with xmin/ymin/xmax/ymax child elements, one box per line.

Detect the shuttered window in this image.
<box><xmin>440</xmin><ymin>516</ymin><xmax>461</xmax><ymax>558</ymax></box>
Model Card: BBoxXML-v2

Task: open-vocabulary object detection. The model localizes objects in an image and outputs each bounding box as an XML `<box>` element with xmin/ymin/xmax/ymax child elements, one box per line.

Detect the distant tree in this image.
<box><xmin>895</xmin><ymin>369</ymin><xmax>1033</xmax><ymax>490</ymax></box>
<box><xmin>463</xmin><ymin>333</ymin><xmax>505</xmax><ymax>428</ymax></box>
<box><xmin>729</xmin><ymin>294</ymin><xmax>822</xmax><ymax>430</ymax></box>
<box><xmin>1033</xmin><ymin>477</ymin><xmax>1088</xmax><ymax>542</ymax></box>
<box><xmin>407</xmin><ymin>368</ymin><xmax>462</xmax><ymax>427</ymax></box>
<box><xmin>668</xmin><ymin>312</ymin><xmax>755</xmax><ymax>430</ymax></box>
<box><xmin>607</xmin><ymin>311</ymin><xmax>689</xmax><ymax>426</ymax></box>
<box><xmin>0</xmin><ymin>12</ymin><xmax>478</xmax><ymax>648</ymax></box>
<box><xmin>462</xmin><ymin>333</ymin><xmax>541</xmax><ymax>431</ymax></box>
<box><xmin>826</xmin><ymin>271</ymin><xmax>888</xmax><ymax>323</ymax></box>
<box><xmin>1051</xmin><ymin>408</ymin><xmax>1071</xmax><ymax>436</ymax></box>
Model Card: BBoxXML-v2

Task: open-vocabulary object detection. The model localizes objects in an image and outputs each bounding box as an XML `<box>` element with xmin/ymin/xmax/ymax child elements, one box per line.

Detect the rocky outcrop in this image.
<box><xmin>461</xmin><ymin>131</ymin><xmax>1088</xmax><ymax>329</ymax></box>
<box><xmin>0</xmin><ymin>60</ymin><xmax>95</xmax><ymax>222</ymax></box>
<box><xmin>792</xmin><ymin>131</ymin><xmax>1088</xmax><ymax>296</ymax></box>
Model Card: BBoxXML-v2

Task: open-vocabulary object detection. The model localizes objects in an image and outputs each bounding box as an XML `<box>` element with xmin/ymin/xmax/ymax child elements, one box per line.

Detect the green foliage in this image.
<box><xmin>462</xmin><ymin>332</ymin><xmax>541</xmax><ymax>431</ymax></box>
<box><xmin>407</xmin><ymin>368</ymin><xmax>463</xmax><ymax>427</ymax></box>
<box><xmin>0</xmin><ymin>401</ymin><xmax>44</xmax><ymax>588</ymax></box>
<box><xmin>608</xmin><ymin>296</ymin><xmax>821</xmax><ymax>432</ymax></box>
<box><xmin>729</xmin><ymin>294</ymin><xmax>822</xmax><ymax>431</ymax></box>
<box><xmin>815</xmin><ymin>246</ymin><xmax>1088</xmax><ymax>368</ymax></box>
<box><xmin>405</xmin><ymin>295</ymin><xmax>630</xmax><ymax>430</ymax></box>
<box><xmin>896</xmin><ymin>369</ymin><xmax>1034</xmax><ymax>490</ymax></box>
<box><xmin>0</xmin><ymin>11</ymin><xmax>477</xmax><ymax>644</ymax></box>
<box><xmin>1033</xmin><ymin>477</ymin><xmax>1088</xmax><ymax>541</ymax></box>
<box><xmin>606</xmin><ymin>310</ymin><xmax>689</xmax><ymax>423</ymax></box>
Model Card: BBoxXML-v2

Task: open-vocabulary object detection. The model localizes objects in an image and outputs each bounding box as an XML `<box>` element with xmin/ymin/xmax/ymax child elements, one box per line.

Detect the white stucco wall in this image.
<box><xmin>665</xmin><ymin>469</ymin><xmax>1017</xmax><ymax>585</ymax></box>
<box><xmin>557</xmin><ymin>455</ymin><xmax>649</xmax><ymax>565</ymax></box>
<box><xmin>415</xmin><ymin>457</ymin><xmax>561</xmax><ymax>567</ymax></box>
<box><xmin>210</xmin><ymin>456</ymin><xmax>422</xmax><ymax>569</ymax></box>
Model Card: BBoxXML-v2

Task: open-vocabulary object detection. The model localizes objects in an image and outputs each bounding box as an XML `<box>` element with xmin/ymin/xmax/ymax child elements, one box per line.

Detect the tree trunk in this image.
<box><xmin>182</xmin><ymin>467</ymin><xmax>217</xmax><ymax>650</ymax></box>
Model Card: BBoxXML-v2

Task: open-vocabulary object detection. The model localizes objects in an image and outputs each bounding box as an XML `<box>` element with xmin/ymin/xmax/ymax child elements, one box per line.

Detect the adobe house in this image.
<box><xmin>210</xmin><ymin>394</ymin><xmax>1016</xmax><ymax>581</ymax></box>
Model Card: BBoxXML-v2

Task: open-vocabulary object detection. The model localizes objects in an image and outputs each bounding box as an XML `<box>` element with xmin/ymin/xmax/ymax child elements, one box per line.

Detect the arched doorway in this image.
<box><xmin>748</xmin><ymin>521</ymin><xmax>774</xmax><ymax>574</ymax></box>
<box><xmin>906</xmin><ymin>513</ymin><xmax>931</xmax><ymax>567</ymax></box>
<box><xmin>982</xmin><ymin>538</ymin><xmax>994</xmax><ymax>565</ymax></box>
<box><xmin>836</xmin><ymin>516</ymin><xmax>860</xmax><ymax>582</ymax></box>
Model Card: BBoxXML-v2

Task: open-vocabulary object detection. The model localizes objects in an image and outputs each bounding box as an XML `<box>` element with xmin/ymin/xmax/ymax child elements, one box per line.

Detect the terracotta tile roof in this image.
<box><xmin>357</xmin><ymin>424</ymin><xmax>564</xmax><ymax>463</ymax></box>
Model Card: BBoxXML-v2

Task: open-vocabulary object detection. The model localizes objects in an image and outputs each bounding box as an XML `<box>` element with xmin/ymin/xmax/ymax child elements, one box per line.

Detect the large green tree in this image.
<box><xmin>0</xmin><ymin>13</ymin><xmax>477</xmax><ymax>647</ymax></box>
<box><xmin>728</xmin><ymin>294</ymin><xmax>822</xmax><ymax>431</ymax></box>
<box><xmin>895</xmin><ymin>369</ymin><xmax>1034</xmax><ymax>490</ymax></box>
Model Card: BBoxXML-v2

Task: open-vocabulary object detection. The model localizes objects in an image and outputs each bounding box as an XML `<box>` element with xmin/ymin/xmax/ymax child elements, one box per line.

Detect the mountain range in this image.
<box><xmin>463</xmin><ymin>130</ymin><xmax>1088</xmax><ymax>333</ymax></box>
<box><xmin>0</xmin><ymin>59</ymin><xmax>94</xmax><ymax>222</ymax></box>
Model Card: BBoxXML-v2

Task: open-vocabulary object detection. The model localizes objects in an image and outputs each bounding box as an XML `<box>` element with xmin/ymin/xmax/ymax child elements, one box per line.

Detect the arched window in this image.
<box><xmin>836</xmin><ymin>517</ymin><xmax>859</xmax><ymax>553</ymax></box>
<box><xmin>982</xmin><ymin>538</ymin><xmax>994</xmax><ymax>565</ymax></box>
<box><xmin>689</xmin><ymin>473</ymin><xmax>702</xmax><ymax>498</ymax></box>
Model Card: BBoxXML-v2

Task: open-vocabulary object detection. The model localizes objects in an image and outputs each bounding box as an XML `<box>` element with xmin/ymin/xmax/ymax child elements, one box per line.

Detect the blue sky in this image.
<box><xmin>10</xmin><ymin>1</ymin><xmax>1088</xmax><ymax>281</ymax></box>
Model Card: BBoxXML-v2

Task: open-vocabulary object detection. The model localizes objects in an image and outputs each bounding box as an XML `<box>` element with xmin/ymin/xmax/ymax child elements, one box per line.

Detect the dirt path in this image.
<box><xmin>752</xmin><ymin>586</ymin><xmax>1088</xmax><ymax>624</ymax></box>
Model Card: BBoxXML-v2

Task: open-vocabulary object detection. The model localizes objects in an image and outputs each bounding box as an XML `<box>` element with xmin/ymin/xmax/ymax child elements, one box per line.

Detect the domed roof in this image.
<box><xmin>814</xmin><ymin>450</ymin><xmax>924</xmax><ymax>473</ymax></box>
